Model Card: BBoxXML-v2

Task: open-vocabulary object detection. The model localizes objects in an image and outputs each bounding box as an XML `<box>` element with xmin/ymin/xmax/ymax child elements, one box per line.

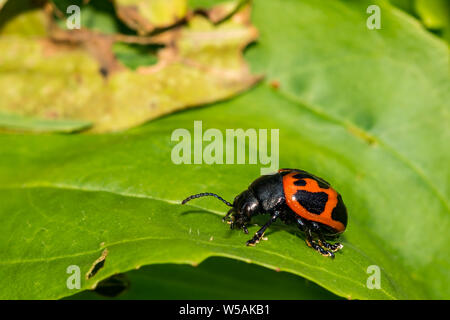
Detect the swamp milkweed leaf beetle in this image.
<box><xmin>182</xmin><ymin>168</ymin><xmax>348</xmax><ymax>258</ymax></box>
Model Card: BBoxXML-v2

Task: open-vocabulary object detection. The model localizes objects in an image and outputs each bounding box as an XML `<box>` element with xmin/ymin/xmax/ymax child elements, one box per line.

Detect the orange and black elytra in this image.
<box><xmin>182</xmin><ymin>169</ymin><xmax>348</xmax><ymax>258</ymax></box>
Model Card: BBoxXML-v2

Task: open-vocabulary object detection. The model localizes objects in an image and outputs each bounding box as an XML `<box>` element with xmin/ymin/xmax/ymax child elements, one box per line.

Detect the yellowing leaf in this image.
<box><xmin>0</xmin><ymin>6</ymin><xmax>260</xmax><ymax>132</ymax></box>
<box><xmin>114</xmin><ymin>0</ymin><xmax>188</xmax><ymax>34</ymax></box>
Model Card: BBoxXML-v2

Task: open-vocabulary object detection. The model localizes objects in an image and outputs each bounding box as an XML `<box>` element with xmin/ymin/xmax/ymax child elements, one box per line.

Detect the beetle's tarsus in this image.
<box><xmin>246</xmin><ymin>231</ymin><xmax>264</xmax><ymax>246</ymax></box>
<box><xmin>307</xmin><ymin>238</ymin><xmax>336</xmax><ymax>258</ymax></box>
<box><xmin>318</xmin><ymin>239</ymin><xmax>343</xmax><ymax>253</ymax></box>
<box><xmin>246</xmin><ymin>238</ymin><xmax>259</xmax><ymax>246</ymax></box>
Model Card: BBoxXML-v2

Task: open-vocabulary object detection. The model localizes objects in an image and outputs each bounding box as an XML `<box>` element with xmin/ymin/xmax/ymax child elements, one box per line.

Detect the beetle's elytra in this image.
<box><xmin>182</xmin><ymin>168</ymin><xmax>348</xmax><ymax>258</ymax></box>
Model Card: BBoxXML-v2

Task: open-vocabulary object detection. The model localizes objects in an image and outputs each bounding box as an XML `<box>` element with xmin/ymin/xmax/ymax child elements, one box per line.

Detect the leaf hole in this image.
<box><xmin>86</xmin><ymin>248</ymin><xmax>109</xmax><ymax>280</ymax></box>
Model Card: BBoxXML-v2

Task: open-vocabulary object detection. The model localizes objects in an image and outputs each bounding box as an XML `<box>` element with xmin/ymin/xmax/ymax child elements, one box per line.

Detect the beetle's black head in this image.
<box><xmin>233</xmin><ymin>190</ymin><xmax>260</xmax><ymax>217</ymax></box>
<box><xmin>227</xmin><ymin>190</ymin><xmax>260</xmax><ymax>232</ymax></box>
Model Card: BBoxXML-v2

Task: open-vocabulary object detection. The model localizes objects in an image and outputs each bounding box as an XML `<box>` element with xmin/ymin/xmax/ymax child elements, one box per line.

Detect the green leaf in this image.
<box><xmin>67</xmin><ymin>257</ymin><xmax>340</xmax><ymax>299</ymax></box>
<box><xmin>389</xmin><ymin>0</ymin><xmax>450</xmax><ymax>42</ymax></box>
<box><xmin>111</xmin><ymin>42</ymin><xmax>159</xmax><ymax>70</ymax></box>
<box><xmin>0</xmin><ymin>112</ymin><xmax>91</xmax><ymax>133</ymax></box>
<box><xmin>389</xmin><ymin>0</ymin><xmax>417</xmax><ymax>17</ymax></box>
<box><xmin>414</xmin><ymin>0</ymin><xmax>449</xmax><ymax>29</ymax></box>
<box><xmin>0</xmin><ymin>0</ymin><xmax>448</xmax><ymax>300</ymax></box>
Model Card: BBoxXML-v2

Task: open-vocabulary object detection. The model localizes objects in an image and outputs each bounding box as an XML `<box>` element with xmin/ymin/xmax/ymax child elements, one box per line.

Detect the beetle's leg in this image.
<box><xmin>304</xmin><ymin>226</ymin><xmax>335</xmax><ymax>258</ymax></box>
<box><xmin>309</xmin><ymin>222</ymin><xmax>343</xmax><ymax>253</ymax></box>
<box><xmin>317</xmin><ymin>236</ymin><xmax>343</xmax><ymax>252</ymax></box>
<box><xmin>306</xmin><ymin>238</ymin><xmax>334</xmax><ymax>258</ymax></box>
<box><xmin>229</xmin><ymin>215</ymin><xmax>249</xmax><ymax>234</ymax></box>
<box><xmin>296</xmin><ymin>217</ymin><xmax>307</xmax><ymax>232</ymax></box>
<box><xmin>222</xmin><ymin>208</ymin><xmax>234</xmax><ymax>223</ymax></box>
<box><xmin>246</xmin><ymin>211</ymin><xmax>280</xmax><ymax>246</ymax></box>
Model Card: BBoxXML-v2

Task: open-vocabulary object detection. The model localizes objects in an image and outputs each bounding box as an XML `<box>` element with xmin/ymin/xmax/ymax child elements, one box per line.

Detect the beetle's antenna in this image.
<box><xmin>181</xmin><ymin>193</ymin><xmax>233</xmax><ymax>207</ymax></box>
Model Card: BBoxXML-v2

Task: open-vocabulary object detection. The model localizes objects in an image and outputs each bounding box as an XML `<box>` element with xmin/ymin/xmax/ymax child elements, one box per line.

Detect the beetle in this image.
<box><xmin>182</xmin><ymin>168</ymin><xmax>348</xmax><ymax>258</ymax></box>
